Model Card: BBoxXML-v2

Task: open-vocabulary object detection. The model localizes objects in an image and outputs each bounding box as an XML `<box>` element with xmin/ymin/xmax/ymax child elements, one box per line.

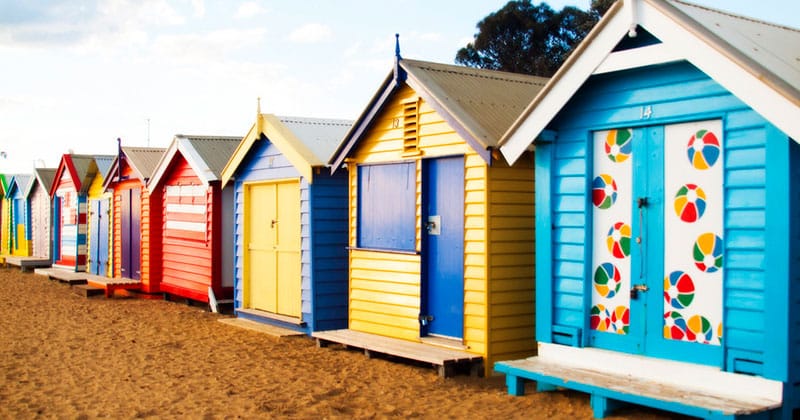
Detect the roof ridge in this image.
<box><xmin>671</xmin><ymin>0</ymin><xmax>800</xmax><ymax>32</ymax></box>
<box><xmin>277</xmin><ymin>116</ymin><xmax>354</xmax><ymax>126</ymax></box>
<box><xmin>403</xmin><ymin>59</ymin><xmax>550</xmax><ymax>86</ymax></box>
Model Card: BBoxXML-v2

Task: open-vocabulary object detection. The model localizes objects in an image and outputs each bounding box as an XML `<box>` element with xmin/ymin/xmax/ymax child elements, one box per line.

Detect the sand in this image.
<box><xmin>0</xmin><ymin>269</ymin><xmax>680</xmax><ymax>419</ymax></box>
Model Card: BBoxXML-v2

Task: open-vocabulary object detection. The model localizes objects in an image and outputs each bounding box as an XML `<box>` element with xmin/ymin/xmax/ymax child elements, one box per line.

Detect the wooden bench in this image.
<box><xmin>495</xmin><ymin>343</ymin><xmax>783</xmax><ymax>418</ymax></box>
<box><xmin>313</xmin><ymin>329</ymin><xmax>483</xmax><ymax>378</ymax></box>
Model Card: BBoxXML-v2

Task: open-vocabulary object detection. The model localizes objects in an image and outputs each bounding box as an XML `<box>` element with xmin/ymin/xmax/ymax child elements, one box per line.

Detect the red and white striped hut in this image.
<box><xmin>147</xmin><ymin>135</ymin><xmax>240</xmax><ymax>303</ymax></box>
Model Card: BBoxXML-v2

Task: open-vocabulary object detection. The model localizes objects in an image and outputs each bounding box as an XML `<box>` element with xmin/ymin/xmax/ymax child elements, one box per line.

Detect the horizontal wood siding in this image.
<box><xmin>486</xmin><ymin>152</ymin><xmax>536</xmax><ymax>367</ymax></box>
<box><xmin>463</xmin><ymin>152</ymin><xmax>488</xmax><ymax>356</ymax></box>
<box><xmin>30</xmin><ymin>184</ymin><xmax>50</xmax><ymax>259</ymax></box>
<box><xmin>349</xmin><ymin>249</ymin><xmax>421</xmax><ymax>341</ymax></box>
<box><xmin>310</xmin><ymin>170</ymin><xmax>349</xmax><ymax>331</ymax></box>
<box><xmin>548</xmin><ymin>62</ymin><xmax>778</xmax><ymax>372</ymax></box>
<box><xmin>160</xmin><ymin>156</ymin><xmax>214</xmax><ymax>302</ymax></box>
<box><xmin>143</xmin><ymin>186</ymin><xmax>162</xmax><ymax>293</ymax></box>
<box><xmin>788</xmin><ymin>137</ymin><xmax>800</xmax><ymax>409</ymax></box>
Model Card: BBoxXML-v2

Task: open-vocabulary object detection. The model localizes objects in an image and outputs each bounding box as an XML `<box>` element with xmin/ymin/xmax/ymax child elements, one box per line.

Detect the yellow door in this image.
<box><xmin>245</xmin><ymin>181</ymin><xmax>301</xmax><ymax>317</ymax></box>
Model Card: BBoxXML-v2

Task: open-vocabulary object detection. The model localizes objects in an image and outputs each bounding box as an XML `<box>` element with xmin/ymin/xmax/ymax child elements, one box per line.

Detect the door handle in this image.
<box><xmin>630</xmin><ymin>283</ymin><xmax>649</xmax><ymax>299</ymax></box>
<box><xmin>271</xmin><ymin>219</ymin><xmax>277</xmax><ymax>228</ymax></box>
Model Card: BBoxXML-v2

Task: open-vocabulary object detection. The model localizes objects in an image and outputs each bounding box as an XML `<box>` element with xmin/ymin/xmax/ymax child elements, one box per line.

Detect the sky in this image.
<box><xmin>0</xmin><ymin>0</ymin><xmax>797</xmax><ymax>174</ymax></box>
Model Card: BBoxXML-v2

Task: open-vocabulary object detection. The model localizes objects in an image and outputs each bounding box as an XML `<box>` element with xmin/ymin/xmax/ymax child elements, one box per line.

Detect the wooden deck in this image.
<box><xmin>312</xmin><ymin>329</ymin><xmax>483</xmax><ymax>378</ymax></box>
<box><xmin>495</xmin><ymin>343</ymin><xmax>783</xmax><ymax>418</ymax></box>
<box><xmin>5</xmin><ymin>256</ymin><xmax>51</xmax><ymax>272</ymax></box>
<box><xmin>33</xmin><ymin>267</ymin><xmax>141</xmax><ymax>297</ymax></box>
<box><xmin>34</xmin><ymin>267</ymin><xmax>88</xmax><ymax>285</ymax></box>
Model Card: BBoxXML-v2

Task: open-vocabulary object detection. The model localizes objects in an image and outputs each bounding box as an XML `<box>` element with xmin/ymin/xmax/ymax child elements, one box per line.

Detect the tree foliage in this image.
<box><xmin>456</xmin><ymin>0</ymin><xmax>616</xmax><ymax>76</ymax></box>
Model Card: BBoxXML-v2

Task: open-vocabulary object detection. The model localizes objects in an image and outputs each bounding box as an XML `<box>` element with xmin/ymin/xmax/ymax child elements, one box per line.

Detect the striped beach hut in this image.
<box><xmin>30</xmin><ymin>168</ymin><xmax>56</xmax><ymax>261</ymax></box>
<box><xmin>7</xmin><ymin>174</ymin><xmax>33</xmax><ymax>256</ymax></box>
<box><xmin>0</xmin><ymin>174</ymin><xmax>12</xmax><ymax>257</ymax></box>
<box><xmin>220</xmin><ymin>112</ymin><xmax>352</xmax><ymax>332</ymax></box>
<box><xmin>148</xmin><ymin>135</ymin><xmax>240</xmax><ymax>303</ymax></box>
<box><xmin>86</xmin><ymin>156</ymin><xmax>114</xmax><ymax>276</ymax></box>
<box><xmin>321</xmin><ymin>51</ymin><xmax>547</xmax><ymax>376</ymax></box>
<box><xmin>102</xmin><ymin>146</ymin><xmax>166</xmax><ymax>294</ymax></box>
<box><xmin>496</xmin><ymin>0</ymin><xmax>800</xmax><ymax>418</ymax></box>
<box><xmin>51</xmin><ymin>154</ymin><xmax>114</xmax><ymax>272</ymax></box>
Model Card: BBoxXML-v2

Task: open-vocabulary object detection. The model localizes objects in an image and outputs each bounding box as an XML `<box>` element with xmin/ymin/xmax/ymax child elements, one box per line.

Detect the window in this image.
<box><xmin>358</xmin><ymin>162</ymin><xmax>416</xmax><ymax>251</ymax></box>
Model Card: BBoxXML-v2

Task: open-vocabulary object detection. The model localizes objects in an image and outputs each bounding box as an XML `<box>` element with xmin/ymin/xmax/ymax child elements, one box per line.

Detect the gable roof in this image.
<box><xmin>148</xmin><ymin>135</ymin><xmax>241</xmax><ymax>188</ymax></box>
<box><xmin>102</xmin><ymin>146</ymin><xmax>166</xmax><ymax>189</ymax></box>
<box><xmin>8</xmin><ymin>174</ymin><xmax>33</xmax><ymax>198</ymax></box>
<box><xmin>32</xmin><ymin>167</ymin><xmax>56</xmax><ymax>196</ymax></box>
<box><xmin>221</xmin><ymin>114</ymin><xmax>353</xmax><ymax>187</ymax></box>
<box><xmin>329</xmin><ymin>57</ymin><xmax>549</xmax><ymax>169</ymax></box>
<box><xmin>50</xmin><ymin>154</ymin><xmax>115</xmax><ymax>198</ymax></box>
<box><xmin>500</xmin><ymin>0</ymin><xmax>800</xmax><ymax>164</ymax></box>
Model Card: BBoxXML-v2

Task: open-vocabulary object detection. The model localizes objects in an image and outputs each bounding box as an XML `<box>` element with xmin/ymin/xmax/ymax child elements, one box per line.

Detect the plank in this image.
<box><xmin>312</xmin><ymin>329</ymin><xmax>482</xmax><ymax>366</ymax></box>
<box><xmin>495</xmin><ymin>357</ymin><xmax>782</xmax><ymax>416</ymax></box>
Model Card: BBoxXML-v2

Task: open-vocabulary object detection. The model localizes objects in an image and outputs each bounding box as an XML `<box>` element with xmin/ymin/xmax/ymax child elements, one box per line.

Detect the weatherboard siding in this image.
<box><xmin>30</xmin><ymin>183</ymin><xmax>50</xmax><ymax>259</ymax></box>
<box><xmin>542</xmin><ymin>62</ymin><xmax>792</xmax><ymax>378</ymax></box>
<box><xmin>232</xmin><ymin>138</ymin><xmax>348</xmax><ymax>332</ymax></box>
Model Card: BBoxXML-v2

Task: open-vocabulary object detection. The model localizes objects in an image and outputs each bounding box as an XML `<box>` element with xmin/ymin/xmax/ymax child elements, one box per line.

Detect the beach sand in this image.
<box><xmin>0</xmin><ymin>269</ymin><xmax>680</xmax><ymax>419</ymax></box>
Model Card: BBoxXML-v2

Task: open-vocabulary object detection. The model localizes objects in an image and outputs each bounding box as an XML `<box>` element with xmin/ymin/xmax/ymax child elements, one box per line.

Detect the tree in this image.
<box><xmin>456</xmin><ymin>0</ymin><xmax>616</xmax><ymax>77</ymax></box>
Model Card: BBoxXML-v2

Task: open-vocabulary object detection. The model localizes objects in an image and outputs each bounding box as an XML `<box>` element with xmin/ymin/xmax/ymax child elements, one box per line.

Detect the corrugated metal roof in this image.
<box><xmin>277</xmin><ymin>116</ymin><xmax>353</xmax><ymax>163</ymax></box>
<box><xmin>122</xmin><ymin>146</ymin><xmax>167</xmax><ymax>180</ymax></box>
<box><xmin>669</xmin><ymin>0</ymin><xmax>800</xmax><ymax>101</ymax></box>
<box><xmin>33</xmin><ymin>168</ymin><xmax>56</xmax><ymax>195</ymax></box>
<box><xmin>180</xmin><ymin>136</ymin><xmax>242</xmax><ymax>179</ymax></box>
<box><xmin>401</xmin><ymin>59</ymin><xmax>549</xmax><ymax>149</ymax></box>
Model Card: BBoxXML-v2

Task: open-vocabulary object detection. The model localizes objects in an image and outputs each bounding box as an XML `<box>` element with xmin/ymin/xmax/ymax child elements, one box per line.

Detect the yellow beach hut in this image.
<box><xmin>318</xmin><ymin>46</ymin><xmax>547</xmax><ymax>376</ymax></box>
<box><xmin>86</xmin><ymin>156</ymin><xmax>114</xmax><ymax>276</ymax></box>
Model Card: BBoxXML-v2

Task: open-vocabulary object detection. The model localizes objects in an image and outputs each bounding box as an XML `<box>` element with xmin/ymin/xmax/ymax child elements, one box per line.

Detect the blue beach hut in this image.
<box><xmin>220</xmin><ymin>111</ymin><xmax>352</xmax><ymax>333</ymax></box>
<box><xmin>496</xmin><ymin>0</ymin><xmax>800</xmax><ymax>418</ymax></box>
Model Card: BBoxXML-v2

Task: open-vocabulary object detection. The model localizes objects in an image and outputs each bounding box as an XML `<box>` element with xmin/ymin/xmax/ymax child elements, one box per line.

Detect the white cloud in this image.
<box><xmin>190</xmin><ymin>0</ymin><xmax>205</xmax><ymax>18</ymax></box>
<box><xmin>288</xmin><ymin>23</ymin><xmax>332</xmax><ymax>44</ymax></box>
<box><xmin>235</xmin><ymin>2</ymin><xmax>266</xmax><ymax>19</ymax></box>
<box><xmin>150</xmin><ymin>28</ymin><xmax>267</xmax><ymax>63</ymax></box>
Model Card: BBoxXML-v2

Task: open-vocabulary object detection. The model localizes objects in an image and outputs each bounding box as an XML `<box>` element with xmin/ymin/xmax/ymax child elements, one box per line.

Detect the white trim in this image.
<box><xmin>593</xmin><ymin>43</ymin><xmax>682</xmax><ymax>75</ymax></box>
<box><xmin>165</xmin><ymin>220</ymin><xmax>205</xmax><ymax>232</ymax></box>
<box><xmin>165</xmin><ymin>184</ymin><xmax>206</xmax><ymax>197</ymax></box>
<box><xmin>166</xmin><ymin>203</ymin><xmax>205</xmax><ymax>214</ymax></box>
<box><xmin>537</xmin><ymin>342</ymin><xmax>782</xmax><ymax>403</ymax></box>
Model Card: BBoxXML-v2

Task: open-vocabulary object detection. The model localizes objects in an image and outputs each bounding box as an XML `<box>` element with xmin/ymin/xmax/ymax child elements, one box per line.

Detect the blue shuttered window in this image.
<box><xmin>357</xmin><ymin>162</ymin><xmax>415</xmax><ymax>251</ymax></box>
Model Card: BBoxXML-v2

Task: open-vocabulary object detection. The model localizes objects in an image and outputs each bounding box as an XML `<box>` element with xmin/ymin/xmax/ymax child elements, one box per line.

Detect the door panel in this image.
<box><xmin>247</xmin><ymin>183</ymin><xmax>276</xmax><ymax>312</ymax></box>
<box><xmin>275</xmin><ymin>182</ymin><xmax>301</xmax><ymax>317</ymax></box>
<box><xmin>423</xmin><ymin>157</ymin><xmax>465</xmax><ymax>339</ymax></box>
<box><xmin>588</xmin><ymin>122</ymin><xmax>723</xmax><ymax>365</ymax></box>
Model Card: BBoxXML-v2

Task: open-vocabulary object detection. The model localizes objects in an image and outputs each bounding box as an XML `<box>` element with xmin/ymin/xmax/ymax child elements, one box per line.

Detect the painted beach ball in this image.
<box><xmin>592</xmin><ymin>174</ymin><xmax>618</xmax><ymax>209</ymax></box>
<box><xmin>606</xmin><ymin>222</ymin><xmax>631</xmax><ymax>259</ymax></box>
<box><xmin>594</xmin><ymin>262</ymin><xmax>622</xmax><ymax>298</ymax></box>
<box><xmin>664</xmin><ymin>311</ymin><xmax>688</xmax><ymax>340</ymax></box>
<box><xmin>610</xmin><ymin>305</ymin><xmax>630</xmax><ymax>334</ymax></box>
<box><xmin>664</xmin><ymin>270</ymin><xmax>695</xmax><ymax>309</ymax></box>
<box><xmin>605</xmin><ymin>129</ymin><xmax>633</xmax><ymax>163</ymax></box>
<box><xmin>693</xmin><ymin>233</ymin><xmax>723</xmax><ymax>273</ymax></box>
<box><xmin>673</xmin><ymin>184</ymin><xmax>707</xmax><ymax>223</ymax></box>
<box><xmin>590</xmin><ymin>304</ymin><xmax>611</xmax><ymax>332</ymax></box>
<box><xmin>687</xmin><ymin>129</ymin><xmax>720</xmax><ymax>170</ymax></box>
<box><xmin>686</xmin><ymin>315</ymin><xmax>714</xmax><ymax>343</ymax></box>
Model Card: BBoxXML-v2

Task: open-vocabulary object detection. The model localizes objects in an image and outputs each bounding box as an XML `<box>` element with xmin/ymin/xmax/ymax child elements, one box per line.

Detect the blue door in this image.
<box><xmin>52</xmin><ymin>196</ymin><xmax>60</xmax><ymax>261</ymax></box>
<box><xmin>89</xmin><ymin>199</ymin><xmax>109</xmax><ymax>275</ymax></box>
<box><xmin>121</xmin><ymin>188</ymin><xmax>141</xmax><ymax>280</ymax></box>
<box><xmin>422</xmin><ymin>156</ymin><xmax>464</xmax><ymax>339</ymax></box>
<box><xmin>589</xmin><ymin>122</ymin><xmax>724</xmax><ymax>366</ymax></box>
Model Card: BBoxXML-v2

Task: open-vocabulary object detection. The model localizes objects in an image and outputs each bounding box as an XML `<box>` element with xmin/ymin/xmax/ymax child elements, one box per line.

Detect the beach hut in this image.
<box><xmin>0</xmin><ymin>174</ymin><xmax>12</xmax><ymax>257</ymax></box>
<box><xmin>102</xmin><ymin>146</ymin><xmax>166</xmax><ymax>294</ymax></box>
<box><xmin>50</xmin><ymin>154</ymin><xmax>114</xmax><ymax>272</ymax></box>
<box><xmin>495</xmin><ymin>0</ymin><xmax>800</xmax><ymax>418</ymax></box>
<box><xmin>148</xmin><ymin>135</ymin><xmax>240</xmax><ymax>303</ymax></box>
<box><xmin>86</xmin><ymin>156</ymin><xmax>114</xmax><ymax>276</ymax></box>
<box><xmin>319</xmin><ymin>50</ymin><xmax>547</xmax><ymax>376</ymax></box>
<box><xmin>7</xmin><ymin>174</ymin><xmax>33</xmax><ymax>256</ymax></box>
<box><xmin>219</xmin><ymin>112</ymin><xmax>352</xmax><ymax>332</ymax></box>
<box><xmin>30</xmin><ymin>168</ymin><xmax>56</xmax><ymax>261</ymax></box>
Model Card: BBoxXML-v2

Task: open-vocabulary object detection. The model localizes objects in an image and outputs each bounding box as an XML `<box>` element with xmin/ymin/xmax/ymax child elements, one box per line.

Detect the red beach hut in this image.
<box><xmin>148</xmin><ymin>135</ymin><xmax>240</xmax><ymax>302</ymax></box>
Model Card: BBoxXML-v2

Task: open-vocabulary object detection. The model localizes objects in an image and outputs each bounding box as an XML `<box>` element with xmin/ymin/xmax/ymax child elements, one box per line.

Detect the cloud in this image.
<box><xmin>288</xmin><ymin>23</ymin><xmax>333</xmax><ymax>44</ymax></box>
<box><xmin>0</xmin><ymin>0</ymin><xmax>187</xmax><ymax>48</ymax></box>
<box><xmin>235</xmin><ymin>2</ymin><xmax>266</xmax><ymax>19</ymax></box>
<box><xmin>150</xmin><ymin>28</ymin><xmax>267</xmax><ymax>63</ymax></box>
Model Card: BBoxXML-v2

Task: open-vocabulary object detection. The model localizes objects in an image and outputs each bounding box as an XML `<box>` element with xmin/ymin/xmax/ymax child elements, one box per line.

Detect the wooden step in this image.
<box><xmin>312</xmin><ymin>329</ymin><xmax>483</xmax><ymax>378</ymax></box>
<box><xmin>72</xmin><ymin>284</ymin><xmax>105</xmax><ymax>298</ymax></box>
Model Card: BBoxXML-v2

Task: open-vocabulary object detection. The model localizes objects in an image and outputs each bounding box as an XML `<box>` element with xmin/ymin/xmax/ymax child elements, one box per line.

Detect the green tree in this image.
<box><xmin>456</xmin><ymin>0</ymin><xmax>616</xmax><ymax>77</ymax></box>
